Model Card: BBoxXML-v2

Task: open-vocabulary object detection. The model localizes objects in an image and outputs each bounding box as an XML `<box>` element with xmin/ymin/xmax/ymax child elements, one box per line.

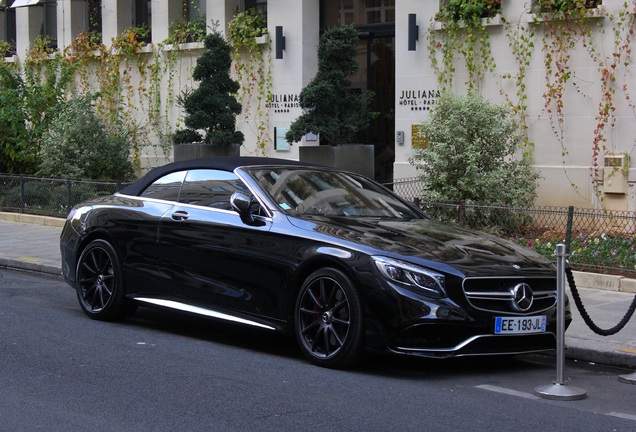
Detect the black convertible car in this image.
<box><xmin>61</xmin><ymin>157</ymin><xmax>569</xmax><ymax>368</ymax></box>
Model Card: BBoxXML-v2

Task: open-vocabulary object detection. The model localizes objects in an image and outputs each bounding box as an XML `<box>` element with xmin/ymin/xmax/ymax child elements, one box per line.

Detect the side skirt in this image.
<box><xmin>133</xmin><ymin>297</ymin><xmax>278</xmax><ymax>331</ymax></box>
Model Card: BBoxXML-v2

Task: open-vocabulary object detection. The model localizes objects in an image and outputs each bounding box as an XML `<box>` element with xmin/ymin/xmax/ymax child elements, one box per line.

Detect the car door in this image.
<box><xmin>117</xmin><ymin>170</ymin><xmax>187</xmax><ymax>297</ymax></box>
<box><xmin>156</xmin><ymin>169</ymin><xmax>284</xmax><ymax>321</ymax></box>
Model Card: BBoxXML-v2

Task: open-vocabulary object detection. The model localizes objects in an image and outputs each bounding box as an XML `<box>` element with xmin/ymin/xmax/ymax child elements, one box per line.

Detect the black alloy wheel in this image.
<box><xmin>76</xmin><ymin>239</ymin><xmax>133</xmax><ymax>321</ymax></box>
<box><xmin>295</xmin><ymin>268</ymin><xmax>364</xmax><ymax>368</ymax></box>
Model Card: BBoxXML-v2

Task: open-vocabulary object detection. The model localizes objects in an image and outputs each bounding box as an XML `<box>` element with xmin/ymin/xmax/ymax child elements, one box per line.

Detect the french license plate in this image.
<box><xmin>494</xmin><ymin>315</ymin><xmax>547</xmax><ymax>334</ymax></box>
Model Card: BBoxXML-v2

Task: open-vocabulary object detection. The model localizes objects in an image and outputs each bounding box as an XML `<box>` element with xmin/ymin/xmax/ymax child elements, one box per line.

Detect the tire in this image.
<box><xmin>294</xmin><ymin>268</ymin><xmax>364</xmax><ymax>368</ymax></box>
<box><xmin>76</xmin><ymin>239</ymin><xmax>135</xmax><ymax>321</ymax></box>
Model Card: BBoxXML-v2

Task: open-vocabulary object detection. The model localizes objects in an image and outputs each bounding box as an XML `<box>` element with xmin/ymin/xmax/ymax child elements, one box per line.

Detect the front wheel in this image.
<box><xmin>294</xmin><ymin>268</ymin><xmax>364</xmax><ymax>368</ymax></box>
<box><xmin>76</xmin><ymin>239</ymin><xmax>134</xmax><ymax>321</ymax></box>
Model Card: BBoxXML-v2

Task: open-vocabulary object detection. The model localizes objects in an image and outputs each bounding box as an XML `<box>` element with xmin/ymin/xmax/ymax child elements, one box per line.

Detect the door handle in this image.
<box><xmin>171</xmin><ymin>210</ymin><xmax>189</xmax><ymax>221</ymax></box>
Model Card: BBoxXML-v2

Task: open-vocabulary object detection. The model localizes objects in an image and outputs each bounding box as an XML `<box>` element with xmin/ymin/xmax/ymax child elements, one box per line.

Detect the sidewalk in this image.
<box><xmin>1</xmin><ymin>212</ymin><xmax>635</xmax><ymax>370</ymax></box>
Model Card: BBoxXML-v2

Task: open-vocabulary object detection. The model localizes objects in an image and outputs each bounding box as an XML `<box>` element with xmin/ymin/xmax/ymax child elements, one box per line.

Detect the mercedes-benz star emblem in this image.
<box><xmin>511</xmin><ymin>283</ymin><xmax>534</xmax><ymax>312</ymax></box>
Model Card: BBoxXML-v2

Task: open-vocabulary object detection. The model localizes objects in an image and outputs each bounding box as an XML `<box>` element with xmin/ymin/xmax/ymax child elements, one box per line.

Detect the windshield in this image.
<box><xmin>248</xmin><ymin>167</ymin><xmax>423</xmax><ymax>219</ymax></box>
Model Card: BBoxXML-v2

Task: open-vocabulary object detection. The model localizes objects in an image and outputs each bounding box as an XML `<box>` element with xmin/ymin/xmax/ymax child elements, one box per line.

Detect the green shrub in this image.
<box><xmin>411</xmin><ymin>93</ymin><xmax>539</xmax><ymax>229</ymax></box>
<box><xmin>0</xmin><ymin>59</ymin><xmax>75</xmax><ymax>174</ymax></box>
<box><xmin>38</xmin><ymin>96</ymin><xmax>135</xmax><ymax>181</ymax></box>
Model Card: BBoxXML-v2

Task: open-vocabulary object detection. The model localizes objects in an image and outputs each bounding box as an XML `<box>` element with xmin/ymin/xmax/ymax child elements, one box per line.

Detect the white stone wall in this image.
<box><xmin>396</xmin><ymin>0</ymin><xmax>636</xmax><ymax>209</ymax></box>
<box><xmin>5</xmin><ymin>0</ymin><xmax>636</xmax><ymax>209</ymax></box>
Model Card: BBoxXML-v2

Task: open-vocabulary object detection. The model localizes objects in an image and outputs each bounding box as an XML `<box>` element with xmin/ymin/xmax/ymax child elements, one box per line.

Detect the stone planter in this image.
<box><xmin>173</xmin><ymin>143</ymin><xmax>240</xmax><ymax>161</ymax></box>
<box><xmin>299</xmin><ymin>144</ymin><xmax>375</xmax><ymax>179</ymax></box>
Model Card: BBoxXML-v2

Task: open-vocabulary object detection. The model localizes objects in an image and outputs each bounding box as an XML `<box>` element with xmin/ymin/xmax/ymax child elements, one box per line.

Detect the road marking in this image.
<box><xmin>608</xmin><ymin>412</ymin><xmax>636</xmax><ymax>421</ymax></box>
<box><xmin>478</xmin><ymin>386</ymin><xmax>636</xmax><ymax>422</ymax></box>
<box><xmin>18</xmin><ymin>257</ymin><xmax>42</xmax><ymax>263</ymax></box>
<box><xmin>619</xmin><ymin>347</ymin><xmax>636</xmax><ymax>355</ymax></box>
<box><xmin>475</xmin><ymin>384</ymin><xmax>539</xmax><ymax>400</ymax></box>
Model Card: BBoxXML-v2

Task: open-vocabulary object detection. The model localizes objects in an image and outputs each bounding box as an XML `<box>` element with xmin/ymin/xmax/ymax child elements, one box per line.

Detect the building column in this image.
<box><xmin>264</xmin><ymin>0</ymin><xmax>319</xmax><ymax>157</ymax></box>
<box><xmin>102</xmin><ymin>0</ymin><xmax>133</xmax><ymax>46</ymax></box>
<box><xmin>206</xmin><ymin>0</ymin><xmax>238</xmax><ymax>36</ymax></box>
<box><xmin>151</xmin><ymin>0</ymin><xmax>183</xmax><ymax>44</ymax></box>
<box><xmin>57</xmin><ymin>0</ymin><xmax>88</xmax><ymax>48</ymax></box>
<box><xmin>15</xmin><ymin>4</ymin><xmax>42</xmax><ymax>58</ymax></box>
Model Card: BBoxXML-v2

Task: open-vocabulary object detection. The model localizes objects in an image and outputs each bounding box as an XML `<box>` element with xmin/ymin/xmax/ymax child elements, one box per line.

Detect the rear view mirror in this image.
<box><xmin>230</xmin><ymin>192</ymin><xmax>264</xmax><ymax>226</ymax></box>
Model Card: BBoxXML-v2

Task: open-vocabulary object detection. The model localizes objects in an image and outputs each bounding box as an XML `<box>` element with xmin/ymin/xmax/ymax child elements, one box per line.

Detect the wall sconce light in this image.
<box><xmin>276</xmin><ymin>26</ymin><xmax>286</xmax><ymax>59</ymax></box>
<box><xmin>408</xmin><ymin>14</ymin><xmax>418</xmax><ymax>51</ymax></box>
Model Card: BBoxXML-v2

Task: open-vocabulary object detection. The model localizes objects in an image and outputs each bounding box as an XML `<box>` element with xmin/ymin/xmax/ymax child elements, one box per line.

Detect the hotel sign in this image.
<box><xmin>399</xmin><ymin>89</ymin><xmax>440</xmax><ymax>111</ymax></box>
<box><xmin>267</xmin><ymin>93</ymin><xmax>300</xmax><ymax>113</ymax></box>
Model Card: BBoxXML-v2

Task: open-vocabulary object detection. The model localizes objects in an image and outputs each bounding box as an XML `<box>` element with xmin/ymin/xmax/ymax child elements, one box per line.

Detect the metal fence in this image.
<box><xmin>2</xmin><ymin>173</ymin><xmax>636</xmax><ymax>277</ymax></box>
<box><xmin>388</xmin><ymin>177</ymin><xmax>636</xmax><ymax>278</ymax></box>
<box><xmin>0</xmin><ymin>174</ymin><xmax>126</xmax><ymax>217</ymax></box>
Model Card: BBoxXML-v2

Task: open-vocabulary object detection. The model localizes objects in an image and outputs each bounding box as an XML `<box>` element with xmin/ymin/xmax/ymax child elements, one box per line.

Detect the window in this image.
<box><xmin>140</xmin><ymin>171</ymin><xmax>187</xmax><ymax>201</ymax></box>
<box><xmin>365</xmin><ymin>0</ymin><xmax>394</xmax><ymax>24</ymax></box>
<box><xmin>87</xmin><ymin>0</ymin><xmax>101</xmax><ymax>36</ymax></box>
<box><xmin>44</xmin><ymin>0</ymin><xmax>56</xmax><ymax>48</ymax></box>
<box><xmin>132</xmin><ymin>0</ymin><xmax>151</xmax><ymax>42</ymax></box>
<box><xmin>244</xmin><ymin>0</ymin><xmax>267</xmax><ymax>20</ymax></box>
<box><xmin>168</xmin><ymin>0</ymin><xmax>206</xmax><ymax>43</ymax></box>
<box><xmin>183</xmin><ymin>0</ymin><xmax>203</xmax><ymax>22</ymax></box>
<box><xmin>133</xmin><ymin>0</ymin><xmax>151</xmax><ymax>27</ymax></box>
<box><xmin>322</xmin><ymin>0</ymin><xmax>394</xmax><ymax>27</ymax></box>
<box><xmin>179</xmin><ymin>170</ymin><xmax>249</xmax><ymax>211</ymax></box>
<box><xmin>0</xmin><ymin>1</ymin><xmax>17</xmax><ymax>56</ymax></box>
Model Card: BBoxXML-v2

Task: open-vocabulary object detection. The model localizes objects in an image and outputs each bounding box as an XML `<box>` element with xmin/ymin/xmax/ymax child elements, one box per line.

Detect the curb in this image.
<box><xmin>565</xmin><ymin>346</ymin><xmax>636</xmax><ymax>370</ymax></box>
<box><xmin>0</xmin><ymin>257</ymin><xmax>62</xmax><ymax>278</ymax></box>
<box><xmin>0</xmin><ymin>211</ymin><xmax>65</xmax><ymax>227</ymax></box>
<box><xmin>572</xmin><ymin>270</ymin><xmax>636</xmax><ymax>294</ymax></box>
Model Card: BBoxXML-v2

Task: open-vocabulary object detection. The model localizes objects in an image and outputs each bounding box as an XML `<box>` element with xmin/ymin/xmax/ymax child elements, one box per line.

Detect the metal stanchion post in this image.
<box><xmin>534</xmin><ymin>243</ymin><xmax>587</xmax><ymax>400</ymax></box>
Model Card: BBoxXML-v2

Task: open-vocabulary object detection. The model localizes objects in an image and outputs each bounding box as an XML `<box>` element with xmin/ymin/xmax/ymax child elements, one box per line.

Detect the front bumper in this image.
<box><xmin>363</xmin><ymin>273</ymin><xmax>570</xmax><ymax>359</ymax></box>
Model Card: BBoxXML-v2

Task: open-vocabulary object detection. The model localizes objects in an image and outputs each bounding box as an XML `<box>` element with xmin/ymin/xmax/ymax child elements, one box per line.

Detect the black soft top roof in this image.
<box><xmin>119</xmin><ymin>156</ymin><xmax>319</xmax><ymax>196</ymax></box>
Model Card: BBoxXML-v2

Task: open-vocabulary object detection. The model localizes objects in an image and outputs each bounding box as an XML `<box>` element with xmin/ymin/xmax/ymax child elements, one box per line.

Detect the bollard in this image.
<box><xmin>534</xmin><ymin>243</ymin><xmax>587</xmax><ymax>400</ymax></box>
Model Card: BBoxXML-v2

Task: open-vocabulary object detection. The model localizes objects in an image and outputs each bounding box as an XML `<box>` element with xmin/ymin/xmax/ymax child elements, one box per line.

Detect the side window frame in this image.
<box><xmin>139</xmin><ymin>170</ymin><xmax>187</xmax><ymax>201</ymax></box>
<box><xmin>179</xmin><ymin>169</ymin><xmax>251</xmax><ymax>211</ymax></box>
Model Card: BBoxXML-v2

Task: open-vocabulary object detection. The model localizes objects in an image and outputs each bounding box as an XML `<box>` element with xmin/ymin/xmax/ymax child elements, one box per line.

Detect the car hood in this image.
<box><xmin>288</xmin><ymin>216</ymin><xmax>554</xmax><ymax>277</ymax></box>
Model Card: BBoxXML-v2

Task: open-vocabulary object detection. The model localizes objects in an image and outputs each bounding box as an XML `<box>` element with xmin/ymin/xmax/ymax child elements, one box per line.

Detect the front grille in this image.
<box><xmin>463</xmin><ymin>277</ymin><xmax>556</xmax><ymax>315</ymax></box>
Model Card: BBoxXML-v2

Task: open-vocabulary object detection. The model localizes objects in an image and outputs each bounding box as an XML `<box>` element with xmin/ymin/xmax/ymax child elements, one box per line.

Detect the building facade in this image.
<box><xmin>2</xmin><ymin>0</ymin><xmax>636</xmax><ymax>210</ymax></box>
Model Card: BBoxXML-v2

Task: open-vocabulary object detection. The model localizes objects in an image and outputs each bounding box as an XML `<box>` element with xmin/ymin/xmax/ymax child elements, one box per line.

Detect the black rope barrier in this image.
<box><xmin>565</xmin><ymin>266</ymin><xmax>636</xmax><ymax>336</ymax></box>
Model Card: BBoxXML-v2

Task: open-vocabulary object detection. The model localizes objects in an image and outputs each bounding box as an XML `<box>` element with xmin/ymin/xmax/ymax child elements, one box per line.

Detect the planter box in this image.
<box><xmin>299</xmin><ymin>144</ymin><xmax>375</xmax><ymax>179</ymax></box>
<box><xmin>173</xmin><ymin>143</ymin><xmax>240</xmax><ymax>161</ymax></box>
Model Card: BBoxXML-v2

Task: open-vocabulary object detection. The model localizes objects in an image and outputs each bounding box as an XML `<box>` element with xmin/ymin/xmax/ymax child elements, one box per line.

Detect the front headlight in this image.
<box><xmin>69</xmin><ymin>206</ymin><xmax>92</xmax><ymax>232</ymax></box>
<box><xmin>373</xmin><ymin>256</ymin><xmax>446</xmax><ymax>298</ymax></box>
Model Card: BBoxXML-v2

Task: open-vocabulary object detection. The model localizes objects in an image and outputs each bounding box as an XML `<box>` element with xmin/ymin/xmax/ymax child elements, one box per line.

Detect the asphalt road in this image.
<box><xmin>1</xmin><ymin>269</ymin><xmax>635</xmax><ymax>432</ymax></box>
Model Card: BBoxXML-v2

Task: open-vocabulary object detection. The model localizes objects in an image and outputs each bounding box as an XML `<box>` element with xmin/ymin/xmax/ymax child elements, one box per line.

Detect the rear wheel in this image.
<box><xmin>76</xmin><ymin>239</ymin><xmax>135</xmax><ymax>321</ymax></box>
<box><xmin>295</xmin><ymin>268</ymin><xmax>364</xmax><ymax>368</ymax></box>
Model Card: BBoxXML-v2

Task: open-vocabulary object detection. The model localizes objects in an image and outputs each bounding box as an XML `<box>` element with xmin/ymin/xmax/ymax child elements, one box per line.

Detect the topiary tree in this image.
<box><xmin>173</xmin><ymin>32</ymin><xmax>244</xmax><ymax>147</ymax></box>
<box><xmin>411</xmin><ymin>92</ymin><xmax>539</xmax><ymax>228</ymax></box>
<box><xmin>285</xmin><ymin>25</ymin><xmax>374</xmax><ymax>146</ymax></box>
<box><xmin>38</xmin><ymin>96</ymin><xmax>135</xmax><ymax>181</ymax></box>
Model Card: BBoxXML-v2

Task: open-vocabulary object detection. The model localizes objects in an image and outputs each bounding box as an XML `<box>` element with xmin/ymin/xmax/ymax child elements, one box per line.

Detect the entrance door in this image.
<box><xmin>321</xmin><ymin>0</ymin><xmax>396</xmax><ymax>182</ymax></box>
<box><xmin>358</xmin><ymin>32</ymin><xmax>395</xmax><ymax>182</ymax></box>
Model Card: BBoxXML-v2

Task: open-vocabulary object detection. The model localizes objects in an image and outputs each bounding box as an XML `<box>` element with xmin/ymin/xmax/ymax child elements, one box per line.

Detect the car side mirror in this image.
<box><xmin>230</xmin><ymin>192</ymin><xmax>264</xmax><ymax>226</ymax></box>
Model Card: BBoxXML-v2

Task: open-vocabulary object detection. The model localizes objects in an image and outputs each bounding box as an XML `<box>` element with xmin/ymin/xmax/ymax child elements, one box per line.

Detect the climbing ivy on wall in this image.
<box><xmin>3</xmin><ymin>5</ymin><xmax>276</xmax><ymax>173</ymax></box>
<box><xmin>428</xmin><ymin>0</ymin><xmax>636</xmax><ymax>204</ymax></box>
<box><xmin>228</xmin><ymin>8</ymin><xmax>272</xmax><ymax>155</ymax></box>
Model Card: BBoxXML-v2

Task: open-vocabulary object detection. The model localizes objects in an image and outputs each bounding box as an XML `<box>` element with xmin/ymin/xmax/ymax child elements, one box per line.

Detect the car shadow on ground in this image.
<box><xmin>124</xmin><ymin>304</ymin><xmax>562</xmax><ymax>379</ymax></box>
